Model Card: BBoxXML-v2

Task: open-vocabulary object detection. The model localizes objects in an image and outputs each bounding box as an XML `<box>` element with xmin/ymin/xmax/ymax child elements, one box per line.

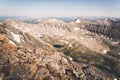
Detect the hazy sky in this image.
<box><xmin>0</xmin><ymin>0</ymin><xmax>119</xmax><ymax>17</ymax></box>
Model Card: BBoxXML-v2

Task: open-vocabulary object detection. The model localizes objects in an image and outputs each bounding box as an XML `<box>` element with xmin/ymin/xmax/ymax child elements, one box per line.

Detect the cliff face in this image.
<box><xmin>84</xmin><ymin>18</ymin><xmax>120</xmax><ymax>39</ymax></box>
<box><xmin>0</xmin><ymin>18</ymin><xmax>120</xmax><ymax>80</ymax></box>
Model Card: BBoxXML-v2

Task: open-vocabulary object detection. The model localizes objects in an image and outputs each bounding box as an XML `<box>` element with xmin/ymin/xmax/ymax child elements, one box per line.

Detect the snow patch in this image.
<box><xmin>75</xmin><ymin>19</ymin><xmax>81</xmax><ymax>23</ymax></box>
<box><xmin>69</xmin><ymin>44</ymin><xmax>72</xmax><ymax>47</ymax></box>
<box><xmin>38</xmin><ymin>34</ymin><xmax>42</xmax><ymax>38</ymax></box>
<box><xmin>69</xmin><ymin>57</ymin><xmax>73</xmax><ymax>61</ymax></box>
<box><xmin>62</xmin><ymin>58</ymin><xmax>68</xmax><ymax>64</ymax></box>
<box><xmin>105</xmin><ymin>18</ymin><xmax>108</xmax><ymax>21</ymax></box>
<box><xmin>114</xmin><ymin>78</ymin><xmax>117</xmax><ymax>80</ymax></box>
<box><xmin>111</xmin><ymin>41</ymin><xmax>119</xmax><ymax>45</ymax></box>
<box><xmin>103</xmin><ymin>50</ymin><xmax>108</xmax><ymax>54</ymax></box>
<box><xmin>9</xmin><ymin>40</ymin><xmax>16</xmax><ymax>46</ymax></box>
<box><xmin>10</xmin><ymin>32</ymin><xmax>21</xmax><ymax>43</ymax></box>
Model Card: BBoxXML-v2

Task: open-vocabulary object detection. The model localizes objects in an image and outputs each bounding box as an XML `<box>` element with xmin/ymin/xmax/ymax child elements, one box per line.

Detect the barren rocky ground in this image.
<box><xmin>0</xmin><ymin>18</ymin><xmax>120</xmax><ymax>80</ymax></box>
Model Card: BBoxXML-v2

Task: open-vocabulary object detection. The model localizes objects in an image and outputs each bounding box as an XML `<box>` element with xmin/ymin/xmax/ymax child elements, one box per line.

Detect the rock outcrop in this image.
<box><xmin>84</xmin><ymin>18</ymin><xmax>120</xmax><ymax>39</ymax></box>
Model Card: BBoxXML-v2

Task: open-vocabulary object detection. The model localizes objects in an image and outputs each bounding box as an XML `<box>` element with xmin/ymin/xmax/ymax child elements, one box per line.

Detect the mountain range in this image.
<box><xmin>0</xmin><ymin>17</ymin><xmax>120</xmax><ymax>80</ymax></box>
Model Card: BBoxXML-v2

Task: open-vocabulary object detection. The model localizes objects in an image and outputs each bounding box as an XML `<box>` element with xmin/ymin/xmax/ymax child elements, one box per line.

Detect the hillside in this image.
<box><xmin>0</xmin><ymin>18</ymin><xmax>120</xmax><ymax>80</ymax></box>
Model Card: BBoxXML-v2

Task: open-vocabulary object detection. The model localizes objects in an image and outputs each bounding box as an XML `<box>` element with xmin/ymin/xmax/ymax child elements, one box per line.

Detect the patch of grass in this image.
<box><xmin>42</xmin><ymin>35</ymin><xmax>102</xmax><ymax>64</ymax></box>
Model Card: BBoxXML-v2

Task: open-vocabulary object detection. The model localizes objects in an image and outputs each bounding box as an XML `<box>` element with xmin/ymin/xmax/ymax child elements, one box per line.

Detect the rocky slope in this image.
<box><xmin>0</xmin><ymin>18</ymin><xmax>120</xmax><ymax>80</ymax></box>
<box><xmin>83</xmin><ymin>18</ymin><xmax>120</xmax><ymax>39</ymax></box>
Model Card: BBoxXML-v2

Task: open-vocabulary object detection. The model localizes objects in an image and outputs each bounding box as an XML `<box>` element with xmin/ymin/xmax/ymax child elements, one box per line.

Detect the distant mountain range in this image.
<box><xmin>0</xmin><ymin>16</ymin><xmax>120</xmax><ymax>22</ymax></box>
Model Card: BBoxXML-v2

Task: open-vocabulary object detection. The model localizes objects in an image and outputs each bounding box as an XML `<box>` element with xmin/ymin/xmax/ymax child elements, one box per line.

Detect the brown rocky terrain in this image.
<box><xmin>0</xmin><ymin>18</ymin><xmax>120</xmax><ymax>80</ymax></box>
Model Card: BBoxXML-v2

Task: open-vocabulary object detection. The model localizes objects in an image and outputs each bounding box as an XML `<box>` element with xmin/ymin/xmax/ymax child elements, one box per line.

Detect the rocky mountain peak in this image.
<box><xmin>74</xmin><ymin>18</ymin><xmax>88</xmax><ymax>23</ymax></box>
<box><xmin>104</xmin><ymin>18</ymin><xmax>113</xmax><ymax>22</ymax></box>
